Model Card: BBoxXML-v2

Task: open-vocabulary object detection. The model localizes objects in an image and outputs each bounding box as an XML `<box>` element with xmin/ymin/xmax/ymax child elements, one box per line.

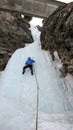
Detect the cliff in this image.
<box><xmin>40</xmin><ymin>2</ymin><xmax>73</xmax><ymax>76</ymax></box>
<box><xmin>0</xmin><ymin>10</ymin><xmax>33</xmax><ymax>71</ymax></box>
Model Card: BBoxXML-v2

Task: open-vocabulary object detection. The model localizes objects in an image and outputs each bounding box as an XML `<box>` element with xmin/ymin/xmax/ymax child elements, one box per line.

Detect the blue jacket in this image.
<box><xmin>25</xmin><ymin>57</ymin><xmax>35</xmax><ymax>65</ymax></box>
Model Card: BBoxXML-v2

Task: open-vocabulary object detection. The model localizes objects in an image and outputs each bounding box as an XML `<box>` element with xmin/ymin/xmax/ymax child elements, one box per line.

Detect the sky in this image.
<box><xmin>56</xmin><ymin>0</ymin><xmax>73</xmax><ymax>3</ymax></box>
<box><xmin>30</xmin><ymin>17</ymin><xmax>43</xmax><ymax>26</ymax></box>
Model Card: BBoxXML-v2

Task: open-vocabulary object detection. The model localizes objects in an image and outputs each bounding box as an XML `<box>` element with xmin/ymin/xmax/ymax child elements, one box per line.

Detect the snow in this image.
<box><xmin>0</xmin><ymin>19</ymin><xmax>73</xmax><ymax>130</ymax></box>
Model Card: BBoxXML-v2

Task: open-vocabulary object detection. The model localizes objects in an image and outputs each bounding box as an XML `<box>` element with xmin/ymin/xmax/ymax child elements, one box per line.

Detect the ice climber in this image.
<box><xmin>22</xmin><ymin>57</ymin><xmax>35</xmax><ymax>75</ymax></box>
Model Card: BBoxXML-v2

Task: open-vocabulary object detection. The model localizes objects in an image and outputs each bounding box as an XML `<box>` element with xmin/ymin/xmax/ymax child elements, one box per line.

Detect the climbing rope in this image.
<box><xmin>34</xmin><ymin>66</ymin><xmax>39</xmax><ymax>130</ymax></box>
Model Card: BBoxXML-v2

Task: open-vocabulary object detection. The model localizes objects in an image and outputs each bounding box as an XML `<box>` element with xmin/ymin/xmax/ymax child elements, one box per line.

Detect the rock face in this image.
<box><xmin>40</xmin><ymin>2</ymin><xmax>73</xmax><ymax>76</ymax></box>
<box><xmin>0</xmin><ymin>10</ymin><xmax>33</xmax><ymax>71</ymax></box>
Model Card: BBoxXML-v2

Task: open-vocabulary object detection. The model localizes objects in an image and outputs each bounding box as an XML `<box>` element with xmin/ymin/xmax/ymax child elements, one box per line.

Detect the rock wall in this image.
<box><xmin>0</xmin><ymin>10</ymin><xmax>33</xmax><ymax>71</ymax></box>
<box><xmin>40</xmin><ymin>2</ymin><xmax>73</xmax><ymax>76</ymax></box>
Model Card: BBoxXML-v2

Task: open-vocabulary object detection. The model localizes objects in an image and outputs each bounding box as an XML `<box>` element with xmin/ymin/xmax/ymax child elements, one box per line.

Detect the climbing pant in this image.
<box><xmin>22</xmin><ymin>64</ymin><xmax>33</xmax><ymax>75</ymax></box>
